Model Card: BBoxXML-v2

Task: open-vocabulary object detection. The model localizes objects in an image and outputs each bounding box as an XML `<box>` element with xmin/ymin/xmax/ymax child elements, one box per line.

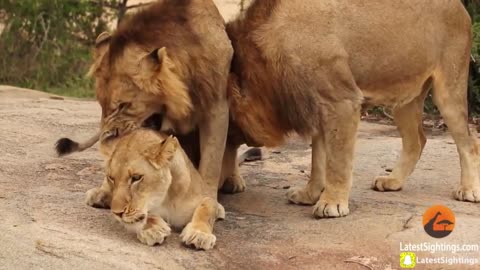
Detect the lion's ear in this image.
<box><xmin>95</xmin><ymin>31</ymin><xmax>111</xmax><ymax>47</ymax></box>
<box><xmin>87</xmin><ymin>32</ymin><xmax>111</xmax><ymax>77</ymax></box>
<box><xmin>142</xmin><ymin>47</ymin><xmax>176</xmax><ymax>72</ymax></box>
<box><xmin>145</xmin><ymin>135</ymin><xmax>179</xmax><ymax>169</ymax></box>
<box><xmin>136</xmin><ymin>47</ymin><xmax>192</xmax><ymax>120</ymax></box>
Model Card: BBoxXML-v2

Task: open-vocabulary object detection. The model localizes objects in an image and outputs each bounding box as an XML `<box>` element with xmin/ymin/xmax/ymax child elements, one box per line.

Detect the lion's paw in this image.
<box><xmin>312</xmin><ymin>192</ymin><xmax>349</xmax><ymax>218</ymax></box>
<box><xmin>221</xmin><ymin>174</ymin><xmax>246</xmax><ymax>194</ymax></box>
<box><xmin>180</xmin><ymin>223</ymin><xmax>216</xmax><ymax>250</ymax></box>
<box><xmin>454</xmin><ymin>186</ymin><xmax>480</xmax><ymax>202</ymax></box>
<box><xmin>216</xmin><ymin>203</ymin><xmax>226</xmax><ymax>220</ymax></box>
<box><xmin>85</xmin><ymin>188</ymin><xmax>111</xmax><ymax>209</ymax></box>
<box><xmin>286</xmin><ymin>187</ymin><xmax>319</xmax><ymax>205</ymax></box>
<box><xmin>137</xmin><ymin>223</ymin><xmax>171</xmax><ymax>246</ymax></box>
<box><xmin>373</xmin><ymin>175</ymin><xmax>403</xmax><ymax>192</ymax></box>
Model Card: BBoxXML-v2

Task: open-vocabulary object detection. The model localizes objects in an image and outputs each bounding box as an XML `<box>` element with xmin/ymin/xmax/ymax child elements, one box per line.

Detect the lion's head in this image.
<box><xmin>91</xmin><ymin>33</ymin><xmax>193</xmax><ymax>136</ymax></box>
<box><xmin>105</xmin><ymin>129</ymin><xmax>179</xmax><ymax>229</ymax></box>
<box><xmin>89</xmin><ymin>2</ymin><xmax>201</xmax><ymax>142</ymax></box>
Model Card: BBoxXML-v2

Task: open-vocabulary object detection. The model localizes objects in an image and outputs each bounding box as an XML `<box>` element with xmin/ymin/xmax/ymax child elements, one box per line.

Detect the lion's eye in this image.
<box><xmin>131</xmin><ymin>174</ymin><xmax>143</xmax><ymax>183</ymax></box>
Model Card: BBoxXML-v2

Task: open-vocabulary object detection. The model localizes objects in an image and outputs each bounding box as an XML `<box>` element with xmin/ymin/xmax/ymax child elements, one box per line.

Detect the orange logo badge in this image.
<box><xmin>423</xmin><ymin>205</ymin><xmax>455</xmax><ymax>238</ymax></box>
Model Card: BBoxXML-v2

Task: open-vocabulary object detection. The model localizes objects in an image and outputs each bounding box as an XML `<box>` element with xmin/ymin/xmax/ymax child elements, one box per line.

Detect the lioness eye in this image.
<box><xmin>131</xmin><ymin>174</ymin><xmax>143</xmax><ymax>183</ymax></box>
<box><xmin>107</xmin><ymin>175</ymin><xmax>114</xmax><ymax>183</ymax></box>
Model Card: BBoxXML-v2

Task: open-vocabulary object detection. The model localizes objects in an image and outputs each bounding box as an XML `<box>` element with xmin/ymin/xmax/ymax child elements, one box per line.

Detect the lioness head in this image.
<box><xmin>105</xmin><ymin>129</ymin><xmax>179</xmax><ymax>228</ymax></box>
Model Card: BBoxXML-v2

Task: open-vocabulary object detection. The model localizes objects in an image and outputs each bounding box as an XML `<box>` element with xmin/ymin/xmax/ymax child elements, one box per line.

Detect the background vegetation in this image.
<box><xmin>0</xmin><ymin>0</ymin><xmax>121</xmax><ymax>97</ymax></box>
<box><xmin>0</xmin><ymin>0</ymin><xmax>480</xmax><ymax>116</ymax></box>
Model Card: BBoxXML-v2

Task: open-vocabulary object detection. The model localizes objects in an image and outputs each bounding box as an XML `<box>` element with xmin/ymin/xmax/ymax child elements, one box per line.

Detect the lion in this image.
<box><xmin>56</xmin><ymin>0</ymin><xmax>240</xmax><ymax>201</ymax></box>
<box><xmin>100</xmin><ymin>128</ymin><xmax>225</xmax><ymax>250</ymax></box>
<box><xmin>221</xmin><ymin>0</ymin><xmax>478</xmax><ymax>218</ymax></box>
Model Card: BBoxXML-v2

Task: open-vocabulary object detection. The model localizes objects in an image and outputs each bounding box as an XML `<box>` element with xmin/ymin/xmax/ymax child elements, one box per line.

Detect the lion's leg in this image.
<box><xmin>220</xmin><ymin>143</ymin><xmax>246</xmax><ymax>194</ymax></box>
<box><xmin>373</xmin><ymin>93</ymin><xmax>427</xmax><ymax>191</ymax></box>
<box><xmin>287</xmin><ymin>132</ymin><xmax>326</xmax><ymax>205</ymax></box>
<box><xmin>313</xmin><ymin>100</ymin><xmax>361</xmax><ymax>218</ymax></box>
<box><xmin>432</xmin><ymin>68</ymin><xmax>480</xmax><ymax>202</ymax></box>
<box><xmin>199</xmin><ymin>100</ymin><xmax>229</xmax><ymax>198</ymax></box>
<box><xmin>180</xmin><ymin>197</ymin><xmax>224</xmax><ymax>250</ymax></box>
<box><xmin>85</xmin><ymin>177</ymin><xmax>112</xmax><ymax>209</ymax></box>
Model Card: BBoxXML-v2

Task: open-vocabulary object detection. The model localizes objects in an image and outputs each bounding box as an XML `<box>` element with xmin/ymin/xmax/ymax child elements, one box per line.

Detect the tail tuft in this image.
<box><xmin>55</xmin><ymin>138</ymin><xmax>79</xmax><ymax>156</ymax></box>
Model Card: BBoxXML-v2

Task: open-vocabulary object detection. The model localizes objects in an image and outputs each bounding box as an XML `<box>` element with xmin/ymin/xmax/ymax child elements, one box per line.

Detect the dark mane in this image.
<box><xmin>109</xmin><ymin>0</ymin><xmax>198</xmax><ymax>63</ymax></box>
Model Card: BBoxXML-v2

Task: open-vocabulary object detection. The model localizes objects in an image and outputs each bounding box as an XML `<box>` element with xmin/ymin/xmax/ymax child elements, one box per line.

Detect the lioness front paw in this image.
<box><xmin>312</xmin><ymin>191</ymin><xmax>349</xmax><ymax>218</ymax></box>
<box><xmin>373</xmin><ymin>175</ymin><xmax>404</xmax><ymax>191</ymax></box>
<box><xmin>221</xmin><ymin>174</ymin><xmax>246</xmax><ymax>194</ymax></box>
<box><xmin>85</xmin><ymin>187</ymin><xmax>111</xmax><ymax>209</ymax></box>
<box><xmin>137</xmin><ymin>222</ymin><xmax>171</xmax><ymax>246</ymax></box>
<box><xmin>180</xmin><ymin>223</ymin><xmax>216</xmax><ymax>250</ymax></box>
<box><xmin>286</xmin><ymin>187</ymin><xmax>319</xmax><ymax>205</ymax></box>
<box><xmin>454</xmin><ymin>186</ymin><xmax>480</xmax><ymax>202</ymax></box>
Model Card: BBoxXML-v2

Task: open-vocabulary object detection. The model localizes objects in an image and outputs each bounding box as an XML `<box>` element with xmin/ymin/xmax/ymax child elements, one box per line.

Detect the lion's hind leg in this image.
<box><xmin>432</xmin><ymin>63</ymin><xmax>480</xmax><ymax>202</ymax></box>
<box><xmin>180</xmin><ymin>197</ymin><xmax>223</xmax><ymax>250</ymax></box>
<box><xmin>220</xmin><ymin>143</ymin><xmax>247</xmax><ymax>194</ymax></box>
<box><xmin>373</xmin><ymin>91</ymin><xmax>428</xmax><ymax>192</ymax></box>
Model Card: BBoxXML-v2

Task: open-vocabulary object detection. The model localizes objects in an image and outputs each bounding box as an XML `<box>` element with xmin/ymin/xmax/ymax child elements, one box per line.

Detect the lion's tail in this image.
<box><xmin>55</xmin><ymin>131</ymin><xmax>100</xmax><ymax>156</ymax></box>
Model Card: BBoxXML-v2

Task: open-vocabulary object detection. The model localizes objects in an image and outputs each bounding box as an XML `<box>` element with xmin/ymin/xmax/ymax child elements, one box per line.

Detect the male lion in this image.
<box><xmin>220</xmin><ymin>0</ymin><xmax>478</xmax><ymax>218</ymax></box>
<box><xmin>103</xmin><ymin>129</ymin><xmax>225</xmax><ymax>250</ymax></box>
<box><xmin>76</xmin><ymin>0</ymin><xmax>235</xmax><ymax>200</ymax></box>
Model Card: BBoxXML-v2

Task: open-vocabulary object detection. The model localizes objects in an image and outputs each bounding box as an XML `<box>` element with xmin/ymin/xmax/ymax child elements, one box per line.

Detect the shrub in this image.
<box><xmin>0</xmin><ymin>0</ymin><xmax>115</xmax><ymax>97</ymax></box>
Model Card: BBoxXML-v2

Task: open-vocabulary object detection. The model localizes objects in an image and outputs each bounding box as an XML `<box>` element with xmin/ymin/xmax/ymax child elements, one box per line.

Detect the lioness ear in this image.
<box><xmin>145</xmin><ymin>135</ymin><xmax>179</xmax><ymax>169</ymax></box>
<box><xmin>87</xmin><ymin>31</ymin><xmax>111</xmax><ymax>77</ymax></box>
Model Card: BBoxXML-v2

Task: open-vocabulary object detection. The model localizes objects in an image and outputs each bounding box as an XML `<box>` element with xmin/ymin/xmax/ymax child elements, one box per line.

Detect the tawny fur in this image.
<box><xmin>82</xmin><ymin>0</ymin><xmax>235</xmax><ymax>198</ymax></box>
<box><xmin>88</xmin><ymin>129</ymin><xmax>225</xmax><ymax>250</ymax></box>
<box><xmin>226</xmin><ymin>0</ymin><xmax>479</xmax><ymax>218</ymax></box>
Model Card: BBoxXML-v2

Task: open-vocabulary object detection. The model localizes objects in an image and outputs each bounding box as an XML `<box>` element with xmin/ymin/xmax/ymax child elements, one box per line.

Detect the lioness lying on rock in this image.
<box><xmin>101</xmin><ymin>128</ymin><xmax>225</xmax><ymax>250</ymax></box>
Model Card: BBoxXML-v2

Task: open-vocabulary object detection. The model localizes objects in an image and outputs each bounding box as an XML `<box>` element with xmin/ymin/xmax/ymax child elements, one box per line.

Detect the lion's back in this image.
<box><xmin>226</xmin><ymin>0</ymin><xmax>471</xmax><ymax>144</ymax></box>
<box><xmin>254</xmin><ymin>0</ymin><xmax>470</xmax><ymax>80</ymax></box>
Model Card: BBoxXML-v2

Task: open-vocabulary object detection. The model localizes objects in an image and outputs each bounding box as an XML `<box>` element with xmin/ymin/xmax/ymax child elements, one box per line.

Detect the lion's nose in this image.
<box><xmin>113</xmin><ymin>211</ymin><xmax>124</xmax><ymax>218</ymax></box>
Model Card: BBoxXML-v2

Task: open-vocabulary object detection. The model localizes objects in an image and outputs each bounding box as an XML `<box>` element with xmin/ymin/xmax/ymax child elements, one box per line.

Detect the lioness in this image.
<box><xmin>223</xmin><ymin>0</ymin><xmax>478</xmax><ymax>218</ymax></box>
<box><xmin>104</xmin><ymin>128</ymin><xmax>224</xmax><ymax>250</ymax></box>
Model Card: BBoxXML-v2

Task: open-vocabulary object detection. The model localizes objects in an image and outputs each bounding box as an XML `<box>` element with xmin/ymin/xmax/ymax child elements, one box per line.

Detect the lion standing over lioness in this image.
<box><xmin>60</xmin><ymin>0</ymin><xmax>239</xmax><ymax>204</ymax></box>
<box><xmin>60</xmin><ymin>0</ymin><xmax>478</xmax><ymax>220</ymax></box>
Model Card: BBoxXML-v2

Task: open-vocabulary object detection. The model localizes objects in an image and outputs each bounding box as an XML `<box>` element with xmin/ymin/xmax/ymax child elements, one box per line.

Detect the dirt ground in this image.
<box><xmin>1</xmin><ymin>84</ymin><xmax>480</xmax><ymax>270</ymax></box>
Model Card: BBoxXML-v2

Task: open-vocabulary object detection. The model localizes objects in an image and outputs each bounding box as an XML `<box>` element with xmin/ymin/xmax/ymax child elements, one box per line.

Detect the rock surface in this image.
<box><xmin>1</xmin><ymin>85</ymin><xmax>479</xmax><ymax>270</ymax></box>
